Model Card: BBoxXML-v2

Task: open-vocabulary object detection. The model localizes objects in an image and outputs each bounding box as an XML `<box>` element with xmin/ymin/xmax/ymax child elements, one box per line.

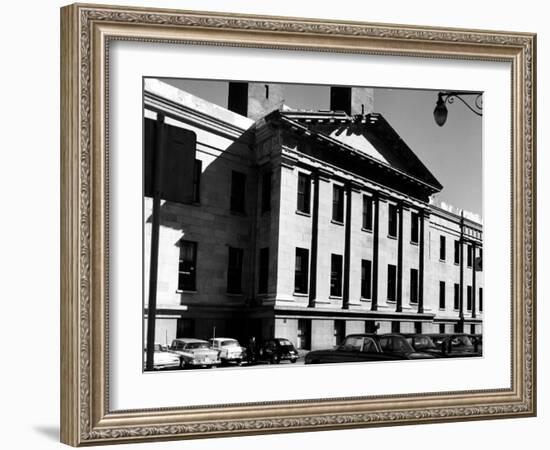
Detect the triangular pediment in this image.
<box><xmin>275</xmin><ymin>111</ymin><xmax>442</xmax><ymax>192</ymax></box>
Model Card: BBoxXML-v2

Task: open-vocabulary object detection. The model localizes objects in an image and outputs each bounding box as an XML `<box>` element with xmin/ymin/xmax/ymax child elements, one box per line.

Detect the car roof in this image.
<box><xmin>209</xmin><ymin>337</ymin><xmax>238</xmax><ymax>341</ymax></box>
<box><xmin>343</xmin><ymin>333</ymin><xmax>378</xmax><ymax>338</ymax></box>
<box><xmin>172</xmin><ymin>338</ymin><xmax>208</xmax><ymax>343</ymax></box>
<box><xmin>425</xmin><ymin>333</ymin><xmax>468</xmax><ymax>337</ymax></box>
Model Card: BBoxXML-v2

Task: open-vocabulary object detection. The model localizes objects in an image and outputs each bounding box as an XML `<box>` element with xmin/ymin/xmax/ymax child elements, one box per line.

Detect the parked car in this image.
<box><xmin>304</xmin><ymin>334</ymin><xmax>435</xmax><ymax>365</ymax></box>
<box><xmin>208</xmin><ymin>338</ymin><xmax>245</xmax><ymax>365</ymax></box>
<box><xmin>470</xmin><ymin>334</ymin><xmax>483</xmax><ymax>355</ymax></box>
<box><xmin>377</xmin><ymin>334</ymin><xmax>436</xmax><ymax>359</ymax></box>
<box><xmin>143</xmin><ymin>343</ymin><xmax>181</xmax><ymax>370</ymax></box>
<box><xmin>401</xmin><ymin>334</ymin><xmax>447</xmax><ymax>357</ymax></box>
<box><xmin>169</xmin><ymin>338</ymin><xmax>221</xmax><ymax>368</ymax></box>
<box><xmin>425</xmin><ymin>333</ymin><xmax>481</xmax><ymax>357</ymax></box>
<box><xmin>257</xmin><ymin>338</ymin><xmax>299</xmax><ymax>364</ymax></box>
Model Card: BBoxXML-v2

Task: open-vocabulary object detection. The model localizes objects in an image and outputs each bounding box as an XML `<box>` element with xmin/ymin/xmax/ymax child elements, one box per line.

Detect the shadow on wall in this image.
<box><xmin>143</xmin><ymin>119</ymin><xmax>269</xmax><ymax>341</ymax></box>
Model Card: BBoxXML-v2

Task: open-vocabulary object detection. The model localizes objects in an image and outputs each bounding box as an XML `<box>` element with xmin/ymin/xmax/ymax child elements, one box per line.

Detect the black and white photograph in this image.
<box><xmin>143</xmin><ymin>78</ymin><xmax>484</xmax><ymax>371</ymax></box>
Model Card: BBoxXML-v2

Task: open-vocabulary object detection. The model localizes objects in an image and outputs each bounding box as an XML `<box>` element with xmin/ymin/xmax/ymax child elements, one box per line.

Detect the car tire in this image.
<box><xmin>291</xmin><ymin>358</ymin><xmax>297</xmax><ymax>363</ymax></box>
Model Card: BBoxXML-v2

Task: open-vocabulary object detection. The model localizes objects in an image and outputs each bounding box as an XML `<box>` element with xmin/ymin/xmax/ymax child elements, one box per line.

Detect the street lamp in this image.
<box><xmin>433</xmin><ymin>91</ymin><xmax>483</xmax><ymax>126</ymax></box>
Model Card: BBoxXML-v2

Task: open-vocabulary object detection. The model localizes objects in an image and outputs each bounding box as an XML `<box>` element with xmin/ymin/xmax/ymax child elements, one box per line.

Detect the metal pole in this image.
<box><xmin>472</xmin><ymin>243</ymin><xmax>477</xmax><ymax>320</ymax></box>
<box><xmin>145</xmin><ymin>113</ymin><xmax>165</xmax><ymax>371</ymax></box>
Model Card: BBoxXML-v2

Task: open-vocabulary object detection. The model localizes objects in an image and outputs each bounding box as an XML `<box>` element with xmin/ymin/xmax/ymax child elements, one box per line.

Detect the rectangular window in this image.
<box><xmin>454</xmin><ymin>240</ymin><xmax>460</xmax><ymax>264</ymax></box>
<box><xmin>330</xmin><ymin>254</ymin><xmax>343</xmax><ymax>297</ymax></box>
<box><xmin>388</xmin><ymin>204</ymin><xmax>398</xmax><ymax>237</ymax></box>
<box><xmin>192</xmin><ymin>159</ymin><xmax>202</xmax><ymax>203</ymax></box>
<box><xmin>410</xmin><ymin>268</ymin><xmax>419</xmax><ymax>303</ymax></box>
<box><xmin>467</xmin><ymin>245</ymin><xmax>473</xmax><ymax>267</ymax></box>
<box><xmin>294</xmin><ymin>248</ymin><xmax>309</xmax><ymax>294</ymax></box>
<box><xmin>258</xmin><ymin>247</ymin><xmax>269</xmax><ymax>294</ymax></box>
<box><xmin>361</xmin><ymin>259</ymin><xmax>372</xmax><ymax>299</ymax></box>
<box><xmin>362</xmin><ymin>195</ymin><xmax>373</xmax><ymax>230</ymax></box>
<box><xmin>454</xmin><ymin>283</ymin><xmax>460</xmax><ymax>310</ymax></box>
<box><xmin>439</xmin><ymin>324</ymin><xmax>446</xmax><ymax>334</ymax></box>
<box><xmin>230</xmin><ymin>171</ymin><xmax>246</xmax><ymax>213</ymax></box>
<box><xmin>178</xmin><ymin>240</ymin><xmax>197</xmax><ymax>291</ymax></box>
<box><xmin>479</xmin><ymin>287</ymin><xmax>483</xmax><ymax>311</ymax></box>
<box><xmin>297</xmin><ymin>172</ymin><xmax>311</xmax><ymax>214</ymax></box>
<box><xmin>439</xmin><ymin>281</ymin><xmax>446</xmax><ymax>309</ymax></box>
<box><xmin>387</xmin><ymin>264</ymin><xmax>397</xmax><ymax>301</ymax></box>
<box><xmin>332</xmin><ymin>185</ymin><xmax>344</xmax><ymax>222</ymax></box>
<box><xmin>477</xmin><ymin>248</ymin><xmax>483</xmax><ymax>270</ymax></box>
<box><xmin>261</xmin><ymin>171</ymin><xmax>271</xmax><ymax>213</ymax></box>
<box><xmin>439</xmin><ymin>235</ymin><xmax>446</xmax><ymax>261</ymax></box>
<box><xmin>411</xmin><ymin>212</ymin><xmax>419</xmax><ymax>244</ymax></box>
<box><xmin>467</xmin><ymin>285</ymin><xmax>473</xmax><ymax>310</ymax></box>
<box><xmin>227</xmin><ymin>247</ymin><xmax>244</xmax><ymax>294</ymax></box>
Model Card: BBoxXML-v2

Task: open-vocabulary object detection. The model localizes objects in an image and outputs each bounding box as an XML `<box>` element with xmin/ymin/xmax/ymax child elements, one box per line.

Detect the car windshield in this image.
<box><xmin>413</xmin><ymin>336</ymin><xmax>436</xmax><ymax>349</ymax></box>
<box><xmin>430</xmin><ymin>336</ymin><xmax>445</xmax><ymax>345</ymax></box>
<box><xmin>380</xmin><ymin>336</ymin><xmax>414</xmax><ymax>353</ymax></box>
<box><xmin>451</xmin><ymin>335</ymin><xmax>473</xmax><ymax>348</ymax></box>
<box><xmin>220</xmin><ymin>340</ymin><xmax>239</xmax><ymax>347</ymax></box>
<box><xmin>340</xmin><ymin>337</ymin><xmax>365</xmax><ymax>351</ymax></box>
<box><xmin>154</xmin><ymin>344</ymin><xmax>167</xmax><ymax>352</ymax></box>
<box><xmin>278</xmin><ymin>340</ymin><xmax>293</xmax><ymax>347</ymax></box>
<box><xmin>185</xmin><ymin>342</ymin><xmax>209</xmax><ymax>349</ymax></box>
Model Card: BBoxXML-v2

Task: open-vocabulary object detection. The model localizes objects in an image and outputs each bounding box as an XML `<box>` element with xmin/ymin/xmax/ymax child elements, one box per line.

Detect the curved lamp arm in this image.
<box><xmin>433</xmin><ymin>91</ymin><xmax>483</xmax><ymax>126</ymax></box>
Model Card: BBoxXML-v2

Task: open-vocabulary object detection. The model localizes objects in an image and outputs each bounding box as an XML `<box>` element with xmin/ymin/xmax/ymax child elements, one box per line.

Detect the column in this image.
<box><xmin>371</xmin><ymin>193</ymin><xmax>380</xmax><ymax>311</ymax></box>
<box><xmin>396</xmin><ymin>203</ymin><xmax>403</xmax><ymax>313</ymax></box>
<box><xmin>342</xmin><ymin>181</ymin><xmax>353</xmax><ymax>309</ymax></box>
<box><xmin>418</xmin><ymin>209</ymin><xmax>427</xmax><ymax>314</ymax></box>
<box><xmin>308</xmin><ymin>170</ymin><xmax>320</xmax><ymax>308</ymax></box>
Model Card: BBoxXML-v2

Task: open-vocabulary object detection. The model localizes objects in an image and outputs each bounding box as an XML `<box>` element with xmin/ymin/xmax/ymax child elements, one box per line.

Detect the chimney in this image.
<box><xmin>330</xmin><ymin>86</ymin><xmax>374</xmax><ymax>115</ymax></box>
<box><xmin>247</xmin><ymin>83</ymin><xmax>285</xmax><ymax>120</ymax></box>
<box><xmin>228</xmin><ymin>82</ymin><xmax>285</xmax><ymax>120</ymax></box>
<box><xmin>228</xmin><ymin>82</ymin><xmax>249</xmax><ymax>116</ymax></box>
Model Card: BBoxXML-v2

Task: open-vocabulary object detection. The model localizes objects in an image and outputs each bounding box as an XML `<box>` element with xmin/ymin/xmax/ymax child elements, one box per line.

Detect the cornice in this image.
<box><xmin>144</xmin><ymin>91</ymin><xmax>252</xmax><ymax>141</ymax></box>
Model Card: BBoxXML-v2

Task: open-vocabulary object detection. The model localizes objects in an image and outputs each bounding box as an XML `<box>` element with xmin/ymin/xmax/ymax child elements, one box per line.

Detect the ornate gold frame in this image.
<box><xmin>60</xmin><ymin>3</ymin><xmax>536</xmax><ymax>446</ymax></box>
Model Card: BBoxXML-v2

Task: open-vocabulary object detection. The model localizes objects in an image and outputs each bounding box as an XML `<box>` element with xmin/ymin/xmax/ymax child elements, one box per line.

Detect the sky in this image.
<box><xmin>161</xmin><ymin>78</ymin><xmax>482</xmax><ymax>217</ymax></box>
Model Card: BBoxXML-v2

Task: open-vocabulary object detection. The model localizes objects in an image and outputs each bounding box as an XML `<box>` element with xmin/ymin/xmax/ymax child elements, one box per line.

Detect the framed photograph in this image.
<box><xmin>60</xmin><ymin>3</ymin><xmax>536</xmax><ymax>446</ymax></box>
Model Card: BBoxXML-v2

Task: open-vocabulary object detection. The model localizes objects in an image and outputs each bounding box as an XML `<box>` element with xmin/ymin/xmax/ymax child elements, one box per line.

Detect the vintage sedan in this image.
<box><xmin>401</xmin><ymin>334</ymin><xmax>445</xmax><ymax>357</ymax></box>
<box><xmin>304</xmin><ymin>334</ymin><xmax>434</xmax><ymax>365</ymax></box>
<box><xmin>257</xmin><ymin>338</ymin><xmax>299</xmax><ymax>364</ymax></box>
<box><xmin>208</xmin><ymin>337</ymin><xmax>245</xmax><ymax>365</ymax></box>
<box><xmin>143</xmin><ymin>343</ymin><xmax>181</xmax><ymax>370</ymax></box>
<box><xmin>470</xmin><ymin>334</ymin><xmax>483</xmax><ymax>355</ymax></box>
<box><xmin>169</xmin><ymin>338</ymin><xmax>221</xmax><ymax>368</ymax></box>
<box><xmin>425</xmin><ymin>333</ymin><xmax>481</xmax><ymax>357</ymax></box>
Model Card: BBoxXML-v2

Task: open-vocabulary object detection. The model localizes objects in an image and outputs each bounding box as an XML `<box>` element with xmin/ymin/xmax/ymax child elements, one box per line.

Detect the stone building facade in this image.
<box><xmin>143</xmin><ymin>79</ymin><xmax>483</xmax><ymax>350</ymax></box>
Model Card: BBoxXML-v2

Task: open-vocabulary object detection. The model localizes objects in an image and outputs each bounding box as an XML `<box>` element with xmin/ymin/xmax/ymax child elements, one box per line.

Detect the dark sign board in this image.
<box><xmin>144</xmin><ymin>117</ymin><xmax>197</xmax><ymax>204</ymax></box>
